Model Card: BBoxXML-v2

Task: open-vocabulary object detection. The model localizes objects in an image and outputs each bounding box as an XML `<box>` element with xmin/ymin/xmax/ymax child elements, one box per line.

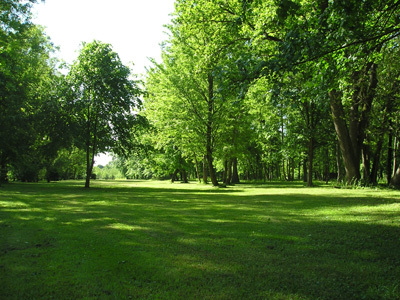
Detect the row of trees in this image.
<box><xmin>117</xmin><ymin>0</ymin><xmax>400</xmax><ymax>187</ymax></box>
<box><xmin>1</xmin><ymin>0</ymin><xmax>141</xmax><ymax>188</ymax></box>
<box><xmin>2</xmin><ymin>0</ymin><xmax>400</xmax><ymax>188</ymax></box>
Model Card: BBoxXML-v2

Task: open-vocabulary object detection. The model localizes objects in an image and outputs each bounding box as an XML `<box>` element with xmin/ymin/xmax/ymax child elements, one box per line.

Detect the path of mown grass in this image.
<box><xmin>0</xmin><ymin>180</ymin><xmax>399</xmax><ymax>299</ymax></box>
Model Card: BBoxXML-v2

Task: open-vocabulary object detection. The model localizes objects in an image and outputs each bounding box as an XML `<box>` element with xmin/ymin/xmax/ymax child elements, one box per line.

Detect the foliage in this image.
<box><xmin>66</xmin><ymin>40</ymin><xmax>141</xmax><ymax>188</ymax></box>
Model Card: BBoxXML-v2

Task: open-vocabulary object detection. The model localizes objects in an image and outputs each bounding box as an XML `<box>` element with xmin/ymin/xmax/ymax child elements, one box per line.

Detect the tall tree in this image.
<box><xmin>66</xmin><ymin>41</ymin><xmax>141</xmax><ymax>188</ymax></box>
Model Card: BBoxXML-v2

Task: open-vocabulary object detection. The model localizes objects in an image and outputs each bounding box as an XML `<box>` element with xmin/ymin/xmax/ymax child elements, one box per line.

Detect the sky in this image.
<box><xmin>32</xmin><ymin>0</ymin><xmax>176</xmax><ymax>165</ymax></box>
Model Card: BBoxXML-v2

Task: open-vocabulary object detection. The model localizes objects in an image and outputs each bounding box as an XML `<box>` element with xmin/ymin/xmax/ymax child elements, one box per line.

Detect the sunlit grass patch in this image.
<box><xmin>0</xmin><ymin>180</ymin><xmax>399</xmax><ymax>299</ymax></box>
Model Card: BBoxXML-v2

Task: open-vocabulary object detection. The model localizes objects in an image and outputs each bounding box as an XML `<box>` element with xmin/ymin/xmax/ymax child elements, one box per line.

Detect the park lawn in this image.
<box><xmin>0</xmin><ymin>180</ymin><xmax>399</xmax><ymax>300</ymax></box>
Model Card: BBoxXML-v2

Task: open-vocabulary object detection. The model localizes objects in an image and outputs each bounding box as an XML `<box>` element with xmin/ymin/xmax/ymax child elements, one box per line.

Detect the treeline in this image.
<box><xmin>2</xmin><ymin>0</ymin><xmax>400</xmax><ymax>188</ymax></box>
<box><xmin>117</xmin><ymin>0</ymin><xmax>400</xmax><ymax>187</ymax></box>
<box><xmin>1</xmin><ymin>1</ymin><xmax>141</xmax><ymax>188</ymax></box>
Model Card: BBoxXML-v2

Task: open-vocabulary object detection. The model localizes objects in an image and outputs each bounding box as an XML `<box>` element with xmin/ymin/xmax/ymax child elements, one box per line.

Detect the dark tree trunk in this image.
<box><xmin>0</xmin><ymin>155</ymin><xmax>8</xmax><ymax>186</ymax></box>
<box><xmin>387</xmin><ymin>132</ymin><xmax>393</xmax><ymax>185</ymax></box>
<box><xmin>329</xmin><ymin>63</ymin><xmax>378</xmax><ymax>185</ymax></box>
<box><xmin>222</xmin><ymin>160</ymin><xmax>228</xmax><ymax>184</ymax></box>
<box><xmin>207</xmin><ymin>74</ymin><xmax>218</xmax><ymax>187</ymax></box>
<box><xmin>171</xmin><ymin>169</ymin><xmax>179</xmax><ymax>183</ymax></box>
<box><xmin>393</xmin><ymin>136</ymin><xmax>398</xmax><ymax>178</ymax></box>
<box><xmin>336</xmin><ymin>141</ymin><xmax>345</xmax><ymax>183</ymax></box>
<box><xmin>227</xmin><ymin>159</ymin><xmax>233</xmax><ymax>185</ymax></box>
<box><xmin>85</xmin><ymin>147</ymin><xmax>95</xmax><ymax>188</ymax></box>
<box><xmin>231</xmin><ymin>157</ymin><xmax>240</xmax><ymax>184</ymax></box>
<box><xmin>369</xmin><ymin>137</ymin><xmax>384</xmax><ymax>185</ymax></box>
<box><xmin>85</xmin><ymin>101</ymin><xmax>98</xmax><ymax>189</ymax></box>
<box><xmin>303</xmin><ymin>158</ymin><xmax>308</xmax><ymax>183</ymax></box>
<box><xmin>298</xmin><ymin>161</ymin><xmax>301</xmax><ymax>180</ymax></box>
<box><xmin>207</xmin><ymin>146</ymin><xmax>218</xmax><ymax>186</ymax></box>
<box><xmin>324</xmin><ymin>147</ymin><xmax>329</xmax><ymax>184</ymax></box>
<box><xmin>362</xmin><ymin>144</ymin><xmax>371</xmax><ymax>184</ymax></box>
<box><xmin>193</xmin><ymin>153</ymin><xmax>201</xmax><ymax>183</ymax></box>
<box><xmin>330</xmin><ymin>89</ymin><xmax>361</xmax><ymax>184</ymax></box>
<box><xmin>282</xmin><ymin>159</ymin><xmax>287</xmax><ymax>181</ymax></box>
<box><xmin>307</xmin><ymin>138</ymin><xmax>314</xmax><ymax>187</ymax></box>
<box><xmin>181</xmin><ymin>169</ymin><xmax>188</xmax><ymax>183</ymax></box>
<box><xmin>391</xmin><ymin>165</ymin><xmax>400</xmax><ymax>187</ymax></box>
<box><xmin>202</xmin><ymin>155</ymin><xmax>208</xmax><ymax>184</ymax></box>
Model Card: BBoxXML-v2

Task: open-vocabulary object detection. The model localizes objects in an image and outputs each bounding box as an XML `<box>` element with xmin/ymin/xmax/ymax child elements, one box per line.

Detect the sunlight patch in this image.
<box><xmin>107</xmin><ymin>223</ymin><xmax>148</xmax><ymax>231</ymax></box>
<box><xmin>0</xmin><ymin>201</ymin><xmax>29</xmax><ymax>208</ymax></box>
<box><xmin>207</xmin><ymin>219</ymin><xmax>234</xmax><ymax>223</ymax></box>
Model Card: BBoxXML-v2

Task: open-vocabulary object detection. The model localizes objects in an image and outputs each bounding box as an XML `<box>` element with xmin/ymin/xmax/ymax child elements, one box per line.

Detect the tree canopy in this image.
<box><xmin>2</xmin><ymin>0</ymin><xmax>400</xmax><ymax>188</ymax></box>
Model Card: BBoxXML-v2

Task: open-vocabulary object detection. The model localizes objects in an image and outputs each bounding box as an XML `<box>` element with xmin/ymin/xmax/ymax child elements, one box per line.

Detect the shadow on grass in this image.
<box><xmin>1</xmin><ymin>181</ymin><xmax>399</xmax><ymax>299</ymax></box>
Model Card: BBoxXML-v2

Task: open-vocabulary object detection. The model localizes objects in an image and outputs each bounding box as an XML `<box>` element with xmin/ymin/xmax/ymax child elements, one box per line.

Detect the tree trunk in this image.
<box><xmin>181</xmin><ymin>169</ymin><xmax>188</xmax><ymax>183</ymax></box>
<box><xmin>329</xmin><ymin>89</ymin><xmax>361</xmax><ymax>184</ymax></box>
<box><xmin>207</xmin><ymin>150</ymin><xmax>218</xmax><ymax>186</ymax></box>
<box><xmin>0</xmin><ymin>155</ymin><xmax>8</xmax><ymax>186</ymax></box>
<box><xmin>362</xmin><ymin>144</ymin><xmax>371</xmax><ymax>184</ymax></box>
<box><xmin>227</xmin><ymin>159</ymin><xmax>233</xmax><ymax>185</ymax></box>
<box><xmin>85</xmin><ymin>100</ymin><xmax>98</xmax><ymax>189</ymax></box>
<box><xmin>393</xmin><ymin>136</ymin><xmax>398</xmax><ymax>178</ymax></box>
<box><xmin>202</xmin><ymin>155</ymin><xmax>208</xmax><ymax>184</ymax></box>
<box><xmin>391</xmin><ymin>165</ymin><xmax>400</xmax><ymax>187</ymax></box>
<box><xmin>292</xmin><ymin>158</ymin><xmax>295</xmax><ymax>181</ymax></box>
<box><xmin>330</xmin><ymin>64</ymin><xmax>378</xmax><ymax>185</ymax></box>
<box><xmin>231</xmin><ymin>157</ymin><xmax>240</xmax><ymax>184</ymax></box>
<box><xmin>222</xmin><ymin>160</ymin><xmax>228</xmax><ymax>184</ymax></box>
<box><xmin>324</xmin><ymin>147</ymin><xmax>329</xmax><ymax>184</ymax></box>
<box><xmin>298</xmin><ymin>161</ymin><xmax>301</xmax><ymax>180</ymax></box>
<box><xmin>336</xmin><ymin>141</ymin><xmax>345</xmax><ymax>183</ymax></box>
<box><xmin>387</xmin><ymin>131</ymin><xmax>393</xmax><ymax>185</ymax></box>
<box><xmin>171</xmin><ymin>169</ymin><xmax>179</xmax><ymax>183</ymax></box>
<box><xmin>85</xmin><ymin>146</ymin><xmax>95</xmax><ymax>188</ymax></box>
<box><xmin>303</xmin><ymin>158</ymin><xmax>307</xmax><ymax>183</ymax></box>
<box><xmin>193</xmin><ymin>153</ymin><xmax>201</xmax><ymax>183</ymax></box>
<box><xmin>307</xmin><ymin>138</ymin><xmax>314</xmax><ymax>187</ymax></box>
<box><xmin>207</xmin><ymin>74</ymin><xmax>218</xmax><ymax>187</ymax></box>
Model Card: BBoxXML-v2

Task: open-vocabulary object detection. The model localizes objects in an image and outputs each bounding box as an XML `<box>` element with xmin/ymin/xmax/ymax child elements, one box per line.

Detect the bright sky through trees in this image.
<box><xmin>32</xmin><ymin>0</ymin><xmax>175</xmax><ymax>166</ymax></box>
<box><xmin>32</xmin><ymin>0</ymin><xmax>175</xmax><ymax>74</ymax></box>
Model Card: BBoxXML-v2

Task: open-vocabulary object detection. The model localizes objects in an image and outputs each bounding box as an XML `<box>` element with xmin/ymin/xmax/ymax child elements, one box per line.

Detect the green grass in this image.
<box><xmin>1</xmin><ymin>180</ymin><xmax>400</xmax><ymax>299</ymax></box>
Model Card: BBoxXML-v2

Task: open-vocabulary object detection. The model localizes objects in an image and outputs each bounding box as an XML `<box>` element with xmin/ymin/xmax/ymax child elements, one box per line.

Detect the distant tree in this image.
<box><xmin>66</xmin><ymin>41</ymin><xmax>141</xmax><ymax>188</ymax></box>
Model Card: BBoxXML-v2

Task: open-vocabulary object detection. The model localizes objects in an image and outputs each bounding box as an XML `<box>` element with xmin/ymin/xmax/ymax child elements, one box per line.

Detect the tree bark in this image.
<box><xmin>0</xmin><ymin>155</ymin><xmax>8</xmax><ymax>186</ymax></box>
<box><xmin>193</xmin><ymin>153</ymin><xmax>201</xmax><ymax>183</ymax></box>
<box><xmin>329</xmin><ymin>89</ymin><xmax>361</xmax><ymax>184</ymax></box>
<box><xmin>202</xmin><ymin>155</ymin><xmax>208</xmax><ymax>184</ymax></box>
<box><xmin>307</xmin><ymin>138</ymin><xmax>314</xmax><ymax>187</ymax></box>
<box><xmin>387</xmin><ymin>131</ymin><xmax>393</xmax><ymax>184</ymax></box>
<box><xmin>336</xmin><ymin>141</ymin><xmax>345</xmax><ymax>183</ymax></box>
<box><xmin>222</xmin><ymin>160</ymin><xmax>228</xmax><ymax>184</ymax></box>
<box><xmin>324</xmin><ymin>147</ymin><xmax>329</xmax><ymax>184</ymax></box>
<box><xmin>227</xmin><ymin>159</ymin><xmax>233</xmax><ymax>185</ymax></box>
<box><xmin>330</xmin><ymin>63</ymin><xmax>378</xmax><ymax>185</ymax></box>
<box><xmin>85</xmin><ymin>98</ymin><xmax>98</xmax><ymax>188</ymax></box>
<box><xmin>393</xmin><ymin>136</ymin><xmax>398</xmax><ymax>178</ymax></box>
<box><xmin>171</xmin><ymin>169</ymin><xmax>179</xmax><ymax>183</ymax></box>
<box><xmin>231</xmin><ymin>157</ymin><xmax>240</xmax><ymax>184</ymax></box>
<box><xmin>362</xmin><ymin>144</ymin><xmax>371</xmax><ymax>184</ymax></box>
<box><xmin>303</xmin><ymin>158</ymin><xmax>307</xmax><ymax>183</ymax></box>
<box><xmin>207</xmin><ymin>74</ymin><xmax>218</xmax><ymax>186</ymax></box>
<box><xmin>181</xmin><ymin>169</ymin><xmax>188</xmax><ymax>183</ymax></box>
<box><xmin>369</xmin><ymin>138</ymin><xmax>383</xmax><ymax>185</ymax></box>
<box><xmin>391</xmin><ymin>165</ymin><xmax>400</xmax><ymax>187</ymax></box>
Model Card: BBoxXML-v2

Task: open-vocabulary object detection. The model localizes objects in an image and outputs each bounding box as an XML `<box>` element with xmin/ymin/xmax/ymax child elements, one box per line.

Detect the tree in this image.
<box><xmin>66</xmin><ymin>41</ymin><xmax>141</xmax><ymax>188</ymax></box>
<box><xmin>0</xmin><ymin>8</ymin><xmax>62</xmax><ymax>184</ymax></box>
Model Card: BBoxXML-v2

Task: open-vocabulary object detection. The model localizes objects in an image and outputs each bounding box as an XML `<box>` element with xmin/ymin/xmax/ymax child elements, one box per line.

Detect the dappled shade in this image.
<box><xmin>1</xmin><ymin>181</ymin><xmax>399</xmax><ymax>299</ymax></box>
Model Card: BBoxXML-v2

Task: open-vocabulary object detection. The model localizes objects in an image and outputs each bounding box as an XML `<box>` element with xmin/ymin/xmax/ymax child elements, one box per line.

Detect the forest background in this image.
<box><xmin>1</xmin><ymin>0</ymin><xmax>400</xmax><ymax>188</ymax></box>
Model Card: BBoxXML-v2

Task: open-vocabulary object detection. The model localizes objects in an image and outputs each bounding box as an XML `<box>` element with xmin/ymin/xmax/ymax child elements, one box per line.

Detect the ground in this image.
<box><xmin>1</xmin><ymin>180</ymin><xmax>399</xmax><ymax>299</ymax></box>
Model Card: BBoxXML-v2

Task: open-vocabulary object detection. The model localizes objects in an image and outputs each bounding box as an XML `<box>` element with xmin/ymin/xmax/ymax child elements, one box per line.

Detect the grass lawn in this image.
<box><xmin>1</xmin><ymin>180</ymin><xmax>400</xmax><ymax>299</ymax></box>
